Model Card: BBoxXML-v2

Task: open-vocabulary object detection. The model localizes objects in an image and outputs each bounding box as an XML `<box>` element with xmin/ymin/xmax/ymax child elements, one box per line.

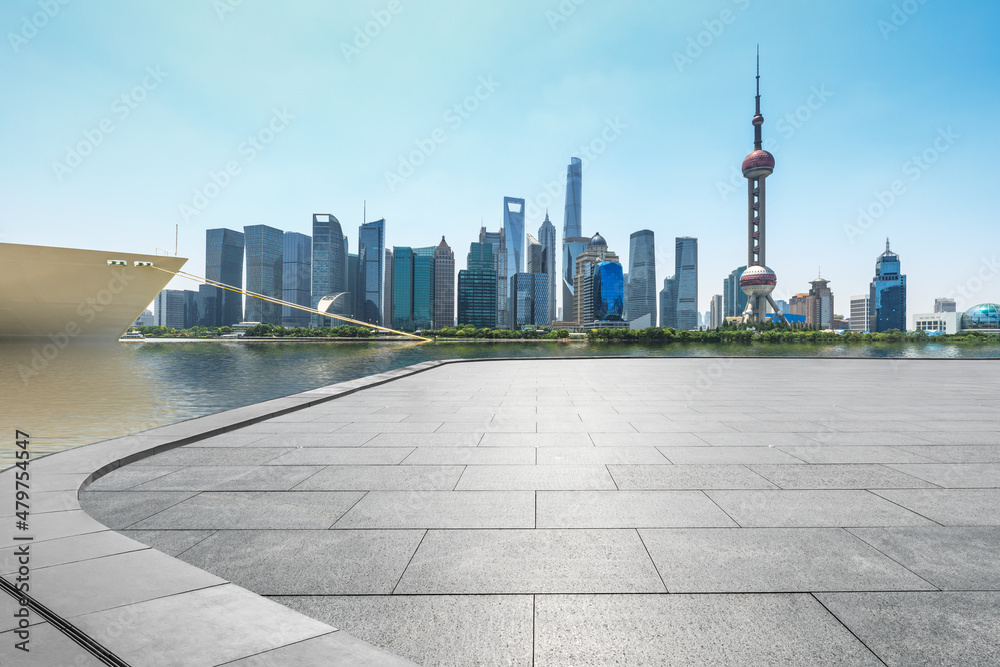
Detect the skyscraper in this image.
<box><xmin>503</xmin><ymin>196</ymin><xmax>525</xmax><ymax>276</ymax></box>
<box><xmin>509</xmin><ymin>272</ymin><xmax>550</xmax><ymax>327</ymax></box>
<box><xmin>311</xmin><ymin>214</ymin><xmax>347</xmax><ymax>327</ymax></box>
<box><xmin>806</xmin><ymin>277</ymin><xmax>834</xmax><ymax>329</ymax></box>
<box><xmin>244</xmin><ymin>224</ymin><xmax>283</xmax><ymax>324</ymax></box>
<box><xmin>538</xmin><ymin>212</ymin><xmax>557</xmax><ymax>323</ymax></box>
<box><xmin>934</xmin><ymin>298</ymin><xmax>956</xmax><ymax>313</ymax></box>
<box><xmin>479</xmin><ymin>226</ymin><xmax>507</xmax><ymax>328</ymax></box>
<box><xmin>710</xmin><ymin>294</ymin><xmax>723</xmax><ymax>328</ymax></box>
<box><xmin>659</xmin><ymin>276</ymin><xmax>677</xmax><ymax>328</ymax></box>
<box><xmin>282</xmin><ymin>231</ymin><xmax>311</xmax><ymax>328</ymax></box>
<box><xmin>723</xmin><ymin>266</ymin><xmax>748</xmax><ymax>319</ymax></box>
<box><xmin>457</xmin><ymin>241</ymin><xmax>497</xmax><ymax>328</ymax></box>
<box><xmin>674</xmin><ymin>237</ymin><xmax>698</xmax><ymax>330</ymax></box>
<box><xmin>627</xmin><ymin>230</ymin><xmax>657</xmax><ymax>327</ymax></box>
<box><xmin>383</xmin><ymin>248</ymin><xmax>393</xmax><ymax>327</ymax></box>
<box><xmin>870</xmin><ymin>238</ymin><xmax>907</xmax><ymax>331</ymax></box>
<box><xmin>526</xmin><ymin>233</ymin><xmax>543</xmax><ymax>275</ymax></box>
<box><xmin>738</xmin><ymin>49</ymin><xmax>787</xmax><ymax>324</ymax></box>
<box><xmin>155</xmin><ymin>289</ymin><xmax>187</xmax><ymax>329</ymax></box>
<box><xmin>358</xmin><ymin>218</ymin><xmax>385</xmax><ymax>325</ymax></box>
<box><xmin>592</xmin><ymin>262</ymin><xmax>624</xmax><ymax>322</ymax></box>
<box><xmin>205</xmin><ymin>228</ymin><xmax>244</xmax><ymax>326</ymax></box>
<box><xmin>433</xmin><ymin>237</ymin><xmax>455</xmax><ymax>330</ymax></box>
<box><xmin>562</xmin><ymin>157</ymin><xmax>589</xmax><ymax>322</ymax></box>
<box><xmin>347</xmin><ymin>253</ymin><xmax>359</xmax><ymax>318</ymax></box>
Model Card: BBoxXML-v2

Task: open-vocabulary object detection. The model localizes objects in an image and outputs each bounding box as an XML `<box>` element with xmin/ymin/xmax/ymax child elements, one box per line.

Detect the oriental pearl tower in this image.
<box><xmin>740</xmin><ymin>48</ymin><xmax>788</xmax><ymax>324</ymax></box>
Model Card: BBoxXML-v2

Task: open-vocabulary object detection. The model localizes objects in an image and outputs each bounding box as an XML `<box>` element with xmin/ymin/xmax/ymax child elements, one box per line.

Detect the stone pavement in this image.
<box><xmin>9</xmin><ymin>357</ymin><xmax>1000</xmax><ymax>665</ymax></box>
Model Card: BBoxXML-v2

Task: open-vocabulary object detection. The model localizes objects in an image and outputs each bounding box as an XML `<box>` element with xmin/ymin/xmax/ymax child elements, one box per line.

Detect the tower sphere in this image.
<box><xmin>589</xmin><ymin>232</ymin><xmax>607</xmax><ymax>247</ymax></box>
<box><xmin>752</xmin><ymin>114</ymin><xmax>764</xmax><ymax>126</ymax></box>
<box><xmin>739</xmin><ymin>264</ymin><xmax>777</xmax><ymax>297</ymax></box>
<box><xmin>742</xmin><ymin>149</ymin><xmax>775</xmax><ymax>178</ymax></box>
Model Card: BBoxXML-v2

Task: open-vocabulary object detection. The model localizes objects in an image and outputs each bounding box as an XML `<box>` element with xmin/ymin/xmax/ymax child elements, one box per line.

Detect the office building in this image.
<box><xmin>573</xmin><ymin>233</ymin><xmax>620</xmax><ymax>326</ymax></box>
<box><xmin>358</xmin><ymin>218</ymin><xmax>385</xmax><ymax>325</ymax></box>
<box><xmin>526</xmin><ymin>233</ymin><xmax>543</xmax><ymax>275</ymax></box>
<box><xmin>627</xmin><ymin>230</ymin><xmax>657</xmax><ymax>327</ymax></box>
<box><xmin>282</xmin><ymin>231</ymin><xmax>311</xmax><ymax>328</ymax></box>
<box><xmin>869</xmin><ymin>238</ymin><xmax>907</xmax><ymax>332</ymax></box>
<box><xmin>935</xmin><ymin>298</ymin><xmax>956</xmax><ymax>313</ymax></box>
<box><xmin>538</xmin><ymin>212</ymin><xmax>558</xmax><ymax>323</ymax></box>
<box><xmin>479</xmin><ymin>226</ymin><xmax>507</xmax><ymax>328</ymax></box>
<box><xmin>503</xmin><ymin>196</ymin><xmax>525</xmax><ymax>276</ymax></box>
<box><xmin>155</xmin><ymin>289</ymin><xmax>187</xmax><ymax>329</ymax></box>
<box><xmin>392</xmin><ymin>246</ymin><xmax>435</xmax><ymax>331</ymax></box>
<box><xmin>383</xmin><ymin>248</ymin><xmax>393</xmax><ymax>327</ymax></box>
<box><xmin>659</xmin><ymin>276</ymin><xmax>677</xmax><ymax>328</ymax></box>
<box><xmin>723</xmin><ymin>266</ymin><xmax>748</xmax><ymax>318</ymax></box>
<box><xmin>133</xmin><ymin>309</ymin><xmax>154</xmax><ymax>327</ymax></box>
<box><xmin>311</xmin><ymin>214</ymin><xmax>347</xmax><ymax>327</ymax></box>
<box><xmin>674</xmin><ymin>237</ymin><xmax>698</xmax><ymax>330</ymax></box>
<box><xmin>805</xmin><ymin>277</ymin><xmax>834</xmax><ymax>329</ymax></box>
<box><xmin>592</xmin><ymin>262</ymin><xmax>624</xmax><ymax>322</ymax></box>
<box><xmin>510</xmin><ymin>272</ymin><xmax>550</xmax><ymax>327</ymax></box>
<box><xmin>457</xmin><ymin>241</ymin><xmax>497</xmax><ymax>328</ymax></box>
<box><xmin>244</xmin><ymin>224</ymin><xmax>283</xmax><ymax>325</ymax></box>
<box><xmin>850</xmin><ymin>295</ymin><xmax>870</xmax><ymax>332</ymax></box>
<box><xmin>562</xmin><ymin>157</ymin><xmax>589</xmax><ymax>323</ymax></box>
<box><xmin>205</xmin><ymin>228</ymin><xmax>244</xmax><ymax>326</ymax></box>
<box><xmin>433</xmin><ymin>237</ymin><xmax>455</xmax><ymax>329</ymax></box>
<box><xmin>347</xmin><ymin>253</ymin><xmax>359</xmax><ymax>318</ymax></box>
<box><xmin>710</xmin><ymin>294</ymin><xmax>723</xmax><ymax>329</ymax></box>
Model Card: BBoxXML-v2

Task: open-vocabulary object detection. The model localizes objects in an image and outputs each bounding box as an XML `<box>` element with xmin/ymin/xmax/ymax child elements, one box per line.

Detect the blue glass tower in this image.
<box><xmin>205</xmin><ymin>228</ymin><xmax>244</xmax><ymax>326</ymax></box>
<box><xmin>593</xmin><ymin>262</ymin><xmax>624</xmax><ymax>321</ymax></box>
<box><xmin>391</xmin><ymin>246</ymin><xmax>434</xmax><ymax>331</ymax></box>
<box><xmin>312</xmin><ymin>214</ymin><xmax>346</xmax><ymax>327</ymax></box>
<box><xmin>282</xmin><ymin>231</ymin><xmax>311</xmax><ymax>328</ymax></box>
<box><xmin>243</xmin><ymin>224</ymin><xmax>283</xmax><ymax>324</ymax></box>
<box><xmin>675</xmin><ymin>237</ymin><xmax>698</xmax><ymax>330</ymax></box>
<box><xmin>869</xmin><ymin>239</ymin><xmax>907</xmax><ymax>332</ymax></box>
<box><xmin>458</xmin><ymin>242</ymin><xmax>497</xmax><ymax>328</ymax></box>
<box><xmin>538</xmin><ymin>212</ymin><xmax>558</xmax><ymax>323</ymax></box>
<box><xmin>627</xmin><ymin>230</ymin><xmax>656</xmax><ymax>326</ymax></box>
<box><xmin>358</xmin><ymin>218</ymin><xmax>385</xmax><ymax>325</ymax></box>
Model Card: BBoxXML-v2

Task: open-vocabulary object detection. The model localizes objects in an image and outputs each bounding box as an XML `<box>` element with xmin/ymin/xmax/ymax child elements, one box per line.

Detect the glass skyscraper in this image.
<box><xmin>870</xmin><ymin>239</ymin><xmax>906</xmax><ymax>331</ymax></box>
<box><xmin>282</xmin><ymin>231</ymin><xmax>311</xmax><ymax>328</ymax></box>
<box><xmin>357</xmin><ymin>218</ymin><xmax>385</xmax><ymax>325</ymax></box>
<box><xmin>593</xmin><ymin>261</ymin><xmax>624</xmax><ymax>321</ymax></box>
<box><xmin>479</xmin><ymin>226</ymin><xmax>507</xmax><ymax>328</ymax></box>
<box><xmin>509</xmin><ymin>272</ymin><xmax>550</xmax><ymax>327</ymax></box>
<box><xmin>660</xmin><ymin>276</ymin><xmax>676</xmax><ymax>328</ymax></box>
<box><xmin>205</xmin><ymin>228</ymin><xmax>244</xmax><ymax>326</ymax></box>
<box><xmin>243</xmin><ymin>224</ymin><xmax>283</xmax><ymax>324</ymax></box>
<box><xmin>674</xmin><ymin>237</ymin><xmax>698</xmax><ymax>330</ymax></box>
<box><xmin>627</xmin><ymin>230</ymin><xmax>657</xmax><ymax>327</ymax></box>
<box><xmin>723</xmin><ymin>265</ymin><xmax>748</xmax><ymax>318</ymax></box>
<box><xmin>538</xmin><ymin>212</ymin><xmax>557</xmax><ymax>323</ymax></box>
<box><xmin>457</xmin><ymin>242</ymin><xmax>497</xmax><ymax>328</ymax></box>
<box><xmin>392</xmin><ymin>246</ymin><xmax>434</xmax><ymax>331</ymax></box>
<box><xmin>562</xmin><ymin>157</ymin><xmax>587</xmax><ymax>322</ymax></box>
<box><xmin>503</xmin><ymin>196</ymin><xmax>525</xmax><ymax>276</ymax></box>
<box><xmin>311</xmin><ymin>214</ymin><xmax>347</xmax><ymax>327</ymax></box>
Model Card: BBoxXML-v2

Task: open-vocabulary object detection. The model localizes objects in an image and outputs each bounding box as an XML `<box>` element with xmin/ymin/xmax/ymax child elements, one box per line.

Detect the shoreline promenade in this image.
<box><xmin>4</xmin><ymin>357</ymin><xmax>1000</xmax><ymax>665</ymax></box>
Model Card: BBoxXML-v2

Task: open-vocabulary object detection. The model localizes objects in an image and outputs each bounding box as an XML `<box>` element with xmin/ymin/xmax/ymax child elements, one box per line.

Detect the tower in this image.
<box><xmin>869</xmin><ymin>238</ymin><xmax>907</xmax><ymax>332</ymax></box>
<box><xmin>562</xmin><ymin>157</ymin><xmax>589</xmax><ymax>322</ymax></box>
<box><xmin>739</xmin><ymin>48</ymin><xmax>786</xmax><ymax>324</ymax></box>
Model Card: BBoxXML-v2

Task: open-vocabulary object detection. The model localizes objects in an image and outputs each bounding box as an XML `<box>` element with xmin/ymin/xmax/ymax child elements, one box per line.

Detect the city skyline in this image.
<box><xmin>3</xmin><ymin>2</ymin><xmax>998</xmax><ymax>317</ymax></box>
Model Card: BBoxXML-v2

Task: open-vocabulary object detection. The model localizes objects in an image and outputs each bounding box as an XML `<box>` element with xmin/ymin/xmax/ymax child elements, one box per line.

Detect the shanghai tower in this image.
<box><xmin>562</xmin><ymin>157</ymin><xmax>588</xmax><ymax>322</ymax></box>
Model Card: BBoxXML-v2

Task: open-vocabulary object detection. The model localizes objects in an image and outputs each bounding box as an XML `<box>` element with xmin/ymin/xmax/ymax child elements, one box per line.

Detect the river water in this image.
<box><xmin>3</xmin><ymin>338</ymin><xmax>999</xmax><ymax>466</ymax></box>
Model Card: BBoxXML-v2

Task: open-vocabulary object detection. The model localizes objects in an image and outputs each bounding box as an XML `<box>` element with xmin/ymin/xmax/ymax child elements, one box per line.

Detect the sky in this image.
<box><xmin>3</xmin><ymin>0</ymin><xmax>999</xmax><ymax>320</ymax></box>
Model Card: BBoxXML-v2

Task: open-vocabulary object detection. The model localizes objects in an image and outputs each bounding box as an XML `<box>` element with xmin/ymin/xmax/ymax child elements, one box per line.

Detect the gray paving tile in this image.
<box><xmin>479</xmin><ymin>433</ymin><xmax>592</xmax><ymax>447</ymax></box>
<box><xmin>272</xmin><ymin>595</ymin><xmax>530</xmax><ymax>667</ymax></box>
<box><xmin>658</xmin><ymin>446</ymin><xmax>804</xmax><ymax>464</ymax></box>
<box><xmin>234</xmin><ymin>433</ymin><xmax>376</xmax><ymax>448</ymax></box>
<box><xmin>536</xmin><ymin>446</ymin><xmax>668</xmax><ymax>465</ymax></box>
<box><xmin>136</xmin><ymin>447</ymin><xmax>295</xmax><ymax>467</ymax></box>
<box><xmin>707</xmin><ymin>490</ymin><xmax>936</xmax><ymax>527</ymax></box>
<box><xmin>872</xmin><ymin>489</ymin><xmax>1000</xmax><ymax>525</ymax></box>
<box><xmin>676</xmin><ymin>432</ymin><xmax>816</xmax><ymax>447</ymax></box>
<box><xmin>340</xmin><ymin>422</ymin><xmax>443</xmax><ymax>433</ymax></box>
<box><xmin>364</xmin><ymin>432</ymin><xmax>483</xmax><ymax>447</ymax></box>
<box><xmin>905</xmin><ymin>431</ymin><xmax>1000</xmax><ymax>445</ymax></box>
<box><xmin>0</xmin><ymin>623</ymin><xmax>104</xmax><ymax>666</ymax></box>
<box><xmin>334</xmin><ymin>491</ymin><xmax>534</xmax><ymax>529</ymax></box>
<box><xmin>72</xmin><ymin>584</ymin><xmax>334</xmax><ymax>667</ymax></box>
<box><xmin>455</xmin><ymin>465</ymin><xmax>616</xmax><ymax>490</ymax></box>
<box><xmin>179</xmin><ymin>529</ymin><xmax>424</xmax><ymax>594</ymax></box>
<box><xmin>778</xmin><ymin>445</ymin><xmax>938</xmax><ymax>464</ymax></box>
<box><xmin>534</xmin><ymin>593</ymin><xmax>883</xmax><ymax>666</ymax></box>
<box><xmin>0</xmin><ymin>509</ymin><xmax>107</xmax><ymax>544</ymax></box>
<box><xmin>608</xmin><ymin>464</ymin><xmax>776</xmax><ymax>490</ymax></box>
<box><xmin>896</xmin><ymin>445</ymin><xmax>1000</xmax><ymax>463</ymax></box>
<box><xmin>394</xmin><ymin>529</ymin><xmax>664</xmax><ymax>594</ymax></box>
<box><xmin>132</xmin><ymin>466</ymin><xmax>325</xmax><ymax>491</ymax></box>
<box><xmin>79</xmin><ymin>490</ymin><xmax>197</xmax><ymax>528</ymax></box>
<box><xmin>439</xmin><ymin>421</ymin><xmax>534</xmax><ymax>433</ymax></box>
<box><xmin>885</xmin><ymin>463</ymin><xmax>1000</xmax><ymax>488</ymax></box>
<box><xmin>131</xmin><ymin>491</ymin><xmax>365</xmax><ymax>529</ymax></box>
<box><xmin>537</xmin><ymin>490</ymin><xmax>738</xmax><ymax>528</ymax></box>
<box><xmin>188</xmin><ymin>432</ymin><xmax>274</xmax><ymax>447</ymax></box>
<box><xmin>401</xmin><ymin>447</ymin><xmax>534</xmax><ymax>465</ymax></box>
<box><xmin>817</xmin><ymin>592</ymin><xmax>1000</xmax><ymax>666</ymax></box>
<box><xmin>84</xmin><ymin>465</ymin><xmax>185</xmax><ymax>490</ymax></box>
<box><xmin>849</xmin><ymin>526</ymin><xmax>1000</xmax><ymax>590</ymax></box>
<box><xmin>803</xmin><ymin>432</ymin><xmax>936</xmax><ymax>447</ymax></box>
<box><xmin>267</xmin><ymin>448</ymin><xmax>412</xmax><ymax>465</ymax></box>
<box><xmin>588</xmin><ymin>432</ymin><xmax>709</xmax><ymax>447</ymax></box>
<box><xmin>0</xmin><ymin>530</ymin><xmax>147</xmax><ymax>574</ymax></box>
<box><xmin>232</xmin><ymin>422</ymin><xmax>350</xmax><ymax>434</ymax></box>
<box><xmin>629</xmin><ymin>419</ymin><xmax>738</xmax><ymax>433</ymax></box>
<box><xmin>748</xmin><ymin>464</ymin><xmax>937</xmax><ymax>489</ymax></box>
<box><xmin>641</xmin><ymin>527</ymin><xmax>935</xmax><ymax>593</ymax></box>
<box><xmin>10</xmin><ymin>548</ymin><xmax>225</xmax><ymax>618</ymax></box>
<box><xmin>118</xmin><ymin>529</ymin><xmax>216</xmax><ymax>556</ymax></box>
<box><xmin>220</xmin><ymin>630</ymin><xmax>418</xmax><ymax>666</ymax></box>
<box><xmin>294</xmin><ymin>465</ymin><xmax>464</xmax><ymax>491</ymax></box>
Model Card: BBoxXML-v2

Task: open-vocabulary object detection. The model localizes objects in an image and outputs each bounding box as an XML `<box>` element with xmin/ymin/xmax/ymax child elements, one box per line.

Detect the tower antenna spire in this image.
<box><xmin>753</xmin><ymin>44</ymin><xmax>763</xmax><ymax>150</ymax></box>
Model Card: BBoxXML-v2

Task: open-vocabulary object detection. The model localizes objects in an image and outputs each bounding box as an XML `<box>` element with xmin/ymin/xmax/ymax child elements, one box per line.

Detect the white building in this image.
<box><xmin>850</xmin><ymin>295</ymin><xmax>870</xmax><ymax>333</ymax></box>
<box><xmin>912</xmin><ymin>312</ymin><xmax>960</xmax><ymax>334</ymax></box>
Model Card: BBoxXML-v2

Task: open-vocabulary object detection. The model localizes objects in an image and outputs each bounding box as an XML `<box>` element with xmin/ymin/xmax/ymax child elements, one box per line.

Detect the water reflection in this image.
<box><xmin>2</xmin><ymin>338</ymin><xmax>998</xmax><ymax>465</ymax></box>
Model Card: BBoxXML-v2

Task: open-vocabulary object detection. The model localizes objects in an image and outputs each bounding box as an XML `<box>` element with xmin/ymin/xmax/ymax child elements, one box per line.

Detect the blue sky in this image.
<box><xmin>3</xmin><ymin>0</ymin><xmax>998</xmax><ymax>318</ymax></box>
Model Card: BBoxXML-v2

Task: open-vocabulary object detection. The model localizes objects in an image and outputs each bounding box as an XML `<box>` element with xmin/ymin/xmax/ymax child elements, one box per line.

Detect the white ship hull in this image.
<box><xmin>0</xmin><ymin>243</ymin><xmax>187</xmax><ymax>339</ymax></box>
